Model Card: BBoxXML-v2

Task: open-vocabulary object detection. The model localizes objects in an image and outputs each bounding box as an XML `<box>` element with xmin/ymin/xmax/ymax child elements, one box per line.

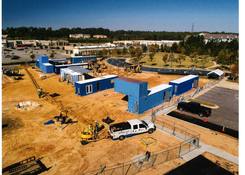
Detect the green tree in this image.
<box><xmin>134</xmin><ymin>47</ymin><xmax>143</xmax><ymax>63</ymax></box>
<box><xmin>177</xmin><ymin>54</ymin><xmax>185</xmax><ymax>65</ymax></box>
<box><xmin>169</xmin><ymin>53</ymin><xmax>175</xmax><ymax>67</ymax></box>
<box><xmin>129</xmin><ymin>46</ymin><xmax>136</xmax><ymax>58</ymax></box>
<box><xmin>162</xmin><ymin>54</ymin><xmax>168</xmax><ymax>65</ymax></box>
<box><xmin>30</xmin><ymin>53</ymin><xmax>35</xmax><ymax>61</ymax></box>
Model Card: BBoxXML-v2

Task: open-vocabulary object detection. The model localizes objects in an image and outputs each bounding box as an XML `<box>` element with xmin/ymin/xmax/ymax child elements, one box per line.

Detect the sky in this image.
<box><xmin>2</xmin><ymin>0</ymin><xmax>239</xmax><ymax>32</ymax></box>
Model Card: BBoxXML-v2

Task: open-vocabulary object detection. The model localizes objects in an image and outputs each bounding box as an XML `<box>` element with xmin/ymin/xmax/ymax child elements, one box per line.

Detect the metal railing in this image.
<box><xmin>83</xmin><ymin>120</ymin><xmax>200</xmax><ymax>175</ymax></box>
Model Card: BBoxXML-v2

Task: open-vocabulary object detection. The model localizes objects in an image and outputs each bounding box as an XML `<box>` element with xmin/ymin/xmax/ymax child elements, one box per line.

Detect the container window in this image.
<box><xmin>86</xmin><ymin>84</ymin><xmax>93</xmax><ymax>94</ymax></box>
<box><xmin>133</xmin><ymin>125</ymin><xmax>138</xmax><ymax>129</ymax></box>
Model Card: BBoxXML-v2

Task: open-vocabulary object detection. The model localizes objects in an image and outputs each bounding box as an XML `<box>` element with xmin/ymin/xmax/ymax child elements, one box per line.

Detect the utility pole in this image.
<box><xmin>191</xmin><ymin>23</ymin><xmax>195</xmax><ymax>34</ymax></box>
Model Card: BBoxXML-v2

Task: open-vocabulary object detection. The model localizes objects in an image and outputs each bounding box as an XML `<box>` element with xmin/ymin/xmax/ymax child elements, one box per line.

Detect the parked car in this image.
<box><xmin>177</xmin><ymin>101</ymin><xmax>211</xmax><ymax>117</ymax></box>
<box><xmin>109</xmin><ymin>119</ymin><xmax>156</xmax><ymax>140</ymax></box>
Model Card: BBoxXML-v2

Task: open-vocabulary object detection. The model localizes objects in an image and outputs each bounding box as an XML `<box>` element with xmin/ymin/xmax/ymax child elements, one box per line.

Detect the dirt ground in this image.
<box><xmin>3</xmin><ymin>67</ymin><xmax>212</xmax><ymax>174</ymax></box>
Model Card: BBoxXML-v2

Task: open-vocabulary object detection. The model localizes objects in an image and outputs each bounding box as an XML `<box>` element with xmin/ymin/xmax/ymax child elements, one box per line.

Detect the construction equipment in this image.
<box><xmin>124</xmin><ymin>64</ymin><xmax>142</xmax><ymax>73</ymax></box>
<box><xmin>80</xmin><ymin>121</ymin><xmax>106</xmax><ymax>145</ymax></box>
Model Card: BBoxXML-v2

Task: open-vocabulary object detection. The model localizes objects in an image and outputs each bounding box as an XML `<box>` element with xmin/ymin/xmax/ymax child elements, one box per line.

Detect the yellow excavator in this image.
<box><xmin>80</xmin><ymin>121</ymin><xmax>106</xmax><ymax>145</ymax></box>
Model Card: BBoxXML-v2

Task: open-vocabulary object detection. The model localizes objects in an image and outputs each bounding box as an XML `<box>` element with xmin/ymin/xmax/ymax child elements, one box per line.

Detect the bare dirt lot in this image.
<box><xmin>3</xmin><ymin>67</ymin><xmax>213</xmax><ymax>174</ymax></box>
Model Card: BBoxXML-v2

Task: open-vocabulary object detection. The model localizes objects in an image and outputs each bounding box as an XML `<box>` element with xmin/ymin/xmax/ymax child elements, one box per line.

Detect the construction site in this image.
<box><xmin>2</xmin><ymin>56</ymin><xmax>238</xmax><ymax>175</ymax></box>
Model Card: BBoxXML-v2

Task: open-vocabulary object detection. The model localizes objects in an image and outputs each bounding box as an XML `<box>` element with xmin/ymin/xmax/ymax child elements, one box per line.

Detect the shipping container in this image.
<box><xmin>71</xmin><ymin>55</ymin><xmax>96</xmax><ymax>64</ymax></box>
<box><xmin>169</xmin><ymin>75</ymin><xmax>199</xmax><ymax>95</ymax></box>
<box><xmin>114</xmin><ymin>77</ymin><xmax>173</xmax><ymax>114</ymax></box>
<box><xmin>40</xmin><ymin>63</ymin><xmax>54</xmax><ymax>73</ymax></box>
<box><xmin>75</xmin><ymin>75</ymin><xmax>118</xmax><ymax>96</ymax></box>
<box><xmin>54</xmin><ymin>63</ymin><xmax>89</xmax><ymax>74</ymax></box>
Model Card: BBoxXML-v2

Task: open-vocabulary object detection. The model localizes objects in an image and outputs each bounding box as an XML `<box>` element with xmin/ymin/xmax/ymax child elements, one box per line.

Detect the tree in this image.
<box><xmin>149</xmin><ymin>52</ymin><xmax>154</xmax><ymax>62</ymax></box>
<box><xmin>50</xmin><ymin>51</ymin><xmax>55</xmax><ymax>58</ymax></box>
<box><xmin>141</xmin><ymin>44</ymin><xmax>147</xmax><ymax>53</ymax></box>
<box><xmin>162</xmin><ymin>54</ymin><xmax>168</xmax><ymax>65</ymax></box>
<box><xmin>122</xmin><ymin>47</ymin><xmax>128</xmax><ymax>55</ymax></box>
<box><xmin>171</xmin><ymin>42</ymin><xmax>178</xmax><ymax>52</ymax></box>
<box><xmin>217</xmin><ymin>49</ymin><xmax>231</xmax><ymax>65</ymax></box>
<box><xmin>30</xmin><ymin>53</ymin><xmax>35</xmax><ymax>61</ymax></box>
<box><xmin>129</xmin><ymin>46</ymin><xmax>136</xmax><ymax>58</ymax></box>
<box><xmin>177</xmin><ymin>54</ymin><xmax>185</xmax><ymax>66</ymax></box>
<box><xmin>134</xmin><ymin>47</ymin><xmax>143</xmax><ymax>63</ymax></box>
<box><xmin>230</xmin><ymin>64</ymin><xmax>239</xmax><ymax>79</ymax></box>
<box><xmin>169</xmin><ymin>53</ymin><xmax>175</xmax><ymax>67</ymax></box>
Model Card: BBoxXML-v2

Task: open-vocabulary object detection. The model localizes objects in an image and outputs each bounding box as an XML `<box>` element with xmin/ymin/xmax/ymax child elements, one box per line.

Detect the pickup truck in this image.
<box><xmin>177</xmin><ymin>101</ymin><xmax>212</xmax><ymax>117</ymax></box>
<box><xmin>109</xmin><ymin>119</ymin><xmax>156</xmax><ymax>140</ymax></box>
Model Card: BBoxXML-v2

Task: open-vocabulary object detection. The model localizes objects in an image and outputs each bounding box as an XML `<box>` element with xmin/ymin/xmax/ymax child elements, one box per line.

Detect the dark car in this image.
<box><xmin>177</xmin><ymin>101</ymin><xmax>211</xmax><ymax>117</ymax></box>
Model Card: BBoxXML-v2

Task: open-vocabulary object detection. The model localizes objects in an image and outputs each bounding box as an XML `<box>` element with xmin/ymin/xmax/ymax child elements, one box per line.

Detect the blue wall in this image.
<box><xmin>114</xmin><ymin>78</ymin><xmax>173</xmax><ymax>114</ymax></box>
<box><xmin>40</xmin><ymin>64</ymin><xmax>54</xmax><ymax>73</ymax></box>
<box><xmin>114</xmin><ymin>78</ymin><xmax>148</xmax><ymax>98</ymax></box>
<box><xmin>75</xmin><ymin>76</ymin><xmax>117</xmax><ymax>96</ymax></box>
<box><xmin>71</xmin><ymin>56</ymin><xmax>96</xmax><ymax>64</ymax></box>
<box><xmin>169</xmin><ymin>76</ymin><xmax>199</xmax><ymax>95</ymax></box>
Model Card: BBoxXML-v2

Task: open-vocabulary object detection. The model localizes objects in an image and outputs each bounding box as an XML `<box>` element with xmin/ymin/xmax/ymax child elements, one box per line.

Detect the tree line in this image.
<box><xmin>3</xmin><ymin>26</ymin><xmax>234</xmax><ymax>41</ymax></box>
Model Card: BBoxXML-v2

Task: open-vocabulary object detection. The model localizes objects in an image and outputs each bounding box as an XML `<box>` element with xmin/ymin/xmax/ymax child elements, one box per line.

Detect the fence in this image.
<box><xmin>83</xmin><ymin>120</ymin><xmax>200</xmax><ymax>175</ymax></box>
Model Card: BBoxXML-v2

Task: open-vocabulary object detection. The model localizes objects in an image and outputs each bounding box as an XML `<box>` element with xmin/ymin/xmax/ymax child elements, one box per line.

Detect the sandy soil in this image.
<box><xmin>4</xmin><ymin>67</ymin><xmax>207</xmax><ymax>174</ymax></box>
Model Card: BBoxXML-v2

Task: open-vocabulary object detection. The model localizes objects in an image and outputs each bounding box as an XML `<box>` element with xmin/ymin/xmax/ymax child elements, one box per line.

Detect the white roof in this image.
<box><xmin>170</xmin><ymin>75</ymin><xmax>198</xmax><ymax>84</ymax></box>
<box><xmin>127</xmin><ymin>119</ymin><xmax>142</xmax><ymax>126</ymax></box>
<box><xmin>42</xmin><ymin>63</ymin><xmax>52</xmax><ymax>66</ymax></box>
<box><xmin>207</xmin><ymin>69</ymin><xmax>224</xmax><ymax>76</ymax></box>
<box><xmin>76</xmin><ymin>75</ymin><xmax>117</xmax><ymax>85</ymax></box>
<box><xmin>148</xmin><ymin>84</ymin><xmax>172</xmax><ymax>95</ymax></box>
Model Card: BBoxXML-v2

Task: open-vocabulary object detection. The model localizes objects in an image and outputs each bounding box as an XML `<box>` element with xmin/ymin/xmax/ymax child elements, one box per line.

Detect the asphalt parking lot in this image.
<box><xmin>196</xmin><ymin>86</ymin><xmax>238</xmax><ymax>131</ymax></box>
<box><xmin>2</xmin><ymin>48</ymin><xmax>68</xmax><ymax>64</ymax></box>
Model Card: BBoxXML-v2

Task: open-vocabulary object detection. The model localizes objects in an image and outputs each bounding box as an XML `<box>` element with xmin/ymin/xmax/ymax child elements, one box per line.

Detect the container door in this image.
<box><xmin>164</xmin><ymin>90</ymin><xmax>171</xmax><ymax>101</ymax></box>
<box><xmin>86</xmin><ymin>84</ymin><xmax>93</xmax><ymax>94</ymax></box>
<box><xmin>174</xmin><ymin>86</ymin><xmax>178</xmax><ymax>94</ymax></box>
<box><xmin>193</xmin><ymin>79</ymin><xmax>198</xmax><ymax>88</ymax></box>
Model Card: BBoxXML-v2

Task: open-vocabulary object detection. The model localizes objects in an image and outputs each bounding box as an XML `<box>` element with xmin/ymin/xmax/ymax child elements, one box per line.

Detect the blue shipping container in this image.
<box><xmin>169</xmin><ymin>75</ymin><xmax>199</xmax><ymax>95</ymax></box>
<box><xmin>38</xmin><ymin>55</ymin><xmax>49</xmax><ymax>63</ymax></box>
<box><xmin>40</xmin><ymin>63</ymin><xmax>54</xmax><ymax>73</ymax></box>
<box><xmin>71</xmin><ymin>56</ymin><xmax>96</xmax><ymax>64</ymax></box>
<box><xmin>75</xmin><ymin>75</ymin><xmax>118</xmax><ymax>96</ymax></box>
<box><xmin>114</xmin><ymin>77</ymin><xmax>173</xmax><ymax>114</ymax></box>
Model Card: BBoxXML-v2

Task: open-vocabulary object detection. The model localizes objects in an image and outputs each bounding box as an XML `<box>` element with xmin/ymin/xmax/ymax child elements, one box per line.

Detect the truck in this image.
<box><xmin>177</xmin><ymin>101</ymin><xmax>212</xmax><ymax>117</ymax></box>
<box><xmin>109</xmin><ymin>119</ymin><xmax>156</xmax><ymax>140</ymax></box>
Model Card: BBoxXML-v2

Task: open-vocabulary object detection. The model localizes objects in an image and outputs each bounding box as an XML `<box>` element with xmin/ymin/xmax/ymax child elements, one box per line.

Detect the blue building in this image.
<box><xmin>75</xmin><ymin>75</ymin><xmax>118</xmax><ymax>96</ymax></box>
<box><xmin>40</xmin><ymin>63</ymin><xmax>54</xmax><ymax>73</ymax></box>
<box><xmin>114</xmin><ymin>77</ymin><xmax>173</xmax><ymax>114</ymax></box>
<box><xmin>36</xmin><ymin>55</ymin><xmax>49</xmax><ymax>68</ymax></box>
<box><xmin>169</xmin><ymin>75</ymin><xmax>199</xmax><ymax>95</ymax></box>
<box><xmin>71</xmin><ymin>55</ymin><xmax>96</xmax><ymax>64</ymax></box>
<box><xmin>36</xmin><ymin>55</ymin><xmax>54</xmax><ymax>73</ymax></box>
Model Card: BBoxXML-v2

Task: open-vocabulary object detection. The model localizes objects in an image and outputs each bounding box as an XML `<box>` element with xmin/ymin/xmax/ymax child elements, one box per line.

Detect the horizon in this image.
<box><xmin>3</xmin><ymin>0</ymin><xmax>238</xmax><ymax>33</ymax></box>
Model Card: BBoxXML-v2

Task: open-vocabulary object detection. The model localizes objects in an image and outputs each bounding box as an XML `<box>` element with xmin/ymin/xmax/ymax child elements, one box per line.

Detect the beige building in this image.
<box><xmin>93</xmin><ymin>35</ymin><xmax>108</xmax><ymax>39</ymax></box>
<box><xmin>69</xmin><ymin>34</ymin><xmax>91</xmax><ymax>39</ymax></box>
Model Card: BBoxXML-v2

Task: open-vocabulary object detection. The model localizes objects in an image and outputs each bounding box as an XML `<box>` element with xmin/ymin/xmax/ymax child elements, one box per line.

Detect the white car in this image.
<box><xmin>109</xmin><ymin>119</ymin><xmax>156</xmax><ymax>140</ymax></box>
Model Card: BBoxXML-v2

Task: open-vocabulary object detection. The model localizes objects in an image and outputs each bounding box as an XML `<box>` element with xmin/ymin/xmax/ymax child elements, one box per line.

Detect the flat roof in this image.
<box><xmin>170</xmin><ymin>75</ymin><xmax>198</xmax><ymax>84</ymax></box>
<box><xmin>117</xmin><ymin>77</ymin><xmax>147</xmax><ymax>84</ymax></box>
<box><xmin>42</xmin><ymin>63</ymin><xmax>53</xmax><ymax>66</ymax></box>
<box><xmin>76</xmin><ymin>75</ymin><xmax>118</xmax><ymax>85</ymax></box>
<box><xmin>207</xmin><ymin>69</ymin><xmax>224</xmax><ymax>76</ymax></box>
<box><xmin>55</xmin><ymin>63</ymin><xmax>88</xmax><ymax>68</ymax></box>
<box><xmin>148</xmin><ymin>84</ymin><xmax>172</xmax><ymax>95</ymax></box>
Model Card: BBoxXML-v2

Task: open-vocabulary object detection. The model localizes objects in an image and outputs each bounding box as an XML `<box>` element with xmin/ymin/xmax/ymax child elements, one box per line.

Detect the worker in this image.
<box><xmin>145</xmin><ymin>151</ymin><xmax>151</xmax><ymax>161</ymax></box>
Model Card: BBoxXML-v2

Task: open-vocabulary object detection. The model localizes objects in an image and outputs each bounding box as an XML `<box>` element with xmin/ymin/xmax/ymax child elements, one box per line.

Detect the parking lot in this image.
<box><xmin>196</xmin><ymin>87</ymin><xmax>238</xmax><ymax>131</ymax></box>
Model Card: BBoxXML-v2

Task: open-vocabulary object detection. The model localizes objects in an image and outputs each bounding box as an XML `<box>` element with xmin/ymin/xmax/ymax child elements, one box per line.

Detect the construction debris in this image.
<box><xmin>16</xmin><ymin>101</ymin><xmax>41</xmax><ymax>111</ymax></box>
